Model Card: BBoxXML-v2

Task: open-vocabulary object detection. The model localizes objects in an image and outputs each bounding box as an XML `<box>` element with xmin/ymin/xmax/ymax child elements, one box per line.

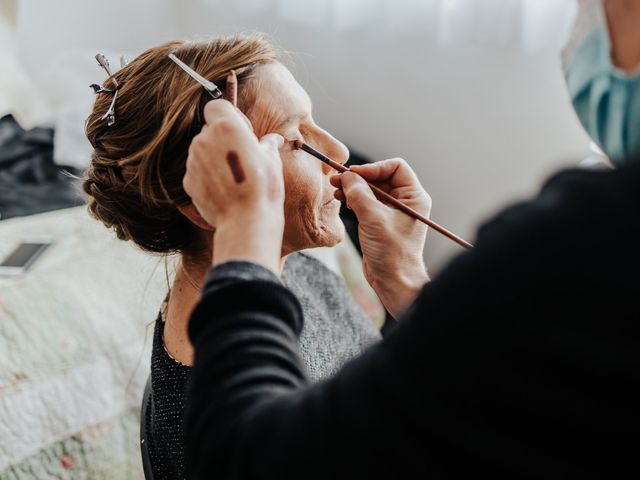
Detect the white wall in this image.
<box><xmin>15</xmin><ymin>0</ymin><xmax>179</xmax><ymax>73</ymax></box>
<box><xmin>173</xmin><ymin>6</ymin><xmax>592</xmax><ymax>272</ymax></box>
<box><xmin>13</xmin><ymin>1</ymin><xmax>593</xmax><ymax>272</ymax></box>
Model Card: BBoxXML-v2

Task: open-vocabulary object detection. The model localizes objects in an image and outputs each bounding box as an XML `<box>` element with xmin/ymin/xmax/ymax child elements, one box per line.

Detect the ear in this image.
<box><xmin>177</xmin><ymin>203</ymin><xmax>215</xmax><ymax>231</ymax></box>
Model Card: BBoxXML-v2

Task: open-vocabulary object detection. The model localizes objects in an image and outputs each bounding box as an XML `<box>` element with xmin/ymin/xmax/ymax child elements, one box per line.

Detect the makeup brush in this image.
<box><xmin>224</xmin><ymin>69</ymin><xmax>254</xmax><ymax>132</ymax></box>
<box><xmin>293</xmin><ymin>140</ymin><xmax>473</xmax><ymax>249</ymax></box>
<box><xmin>226</xmin><ymin>70</ymin><xmax>238</xmax><ymax>107</ymax></box>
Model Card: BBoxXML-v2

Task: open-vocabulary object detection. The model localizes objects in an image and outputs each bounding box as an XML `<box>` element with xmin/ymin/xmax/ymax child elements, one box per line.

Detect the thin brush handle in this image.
<box><xmin>226</xmin><ymin>70</ymin><xmax>238</xmax><ymax>107</ymax></box>
<box><xmin>298</xmin><ymin>142</ymin><xmax>473</xmax><ymax>249</ymax></box>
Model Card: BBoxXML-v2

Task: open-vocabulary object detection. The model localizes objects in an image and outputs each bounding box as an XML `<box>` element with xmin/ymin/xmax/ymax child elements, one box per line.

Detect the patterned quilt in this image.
<box><xmin>0</xmin><ymin>207</ymin><xmax>167</xmax><ymax>479</ymax></box>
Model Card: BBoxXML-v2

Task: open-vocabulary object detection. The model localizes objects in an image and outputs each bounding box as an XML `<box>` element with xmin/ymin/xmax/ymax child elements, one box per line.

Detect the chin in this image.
<box><xmin>317</xmin><ymin>224</ymin><xmax>345</xmax><ymax>248</ymax></box>
<box><xmin>283</xmin><ymin>203</ymin><xmax>346</xmax><ymax>253</ymax></box>
<box><xmin>315</xmin><ymin>213</ymin><xmax>346</xmax><ymax>248</ymax></box>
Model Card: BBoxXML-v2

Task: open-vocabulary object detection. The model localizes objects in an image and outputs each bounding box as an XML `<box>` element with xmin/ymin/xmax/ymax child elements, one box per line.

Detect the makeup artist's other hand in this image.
<box><xmin>183</xmin><ymin>100</ymin><xmax>285</xmax><ymax>274</ymax></box>
<box><xmin>330</xmin><ymin>159</ymin><xmax>431</xmax><ymax>318</ymax></box>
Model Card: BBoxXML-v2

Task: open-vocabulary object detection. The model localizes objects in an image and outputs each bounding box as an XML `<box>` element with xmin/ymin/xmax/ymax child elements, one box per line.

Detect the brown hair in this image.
<box><xmin>83</xmin><ymin>34</ymin><xmax>278</xmax><ymax>255</ymax></box>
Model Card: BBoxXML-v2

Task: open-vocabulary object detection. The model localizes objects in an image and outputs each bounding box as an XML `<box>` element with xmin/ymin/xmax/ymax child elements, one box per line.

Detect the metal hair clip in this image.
<box><xmin>92</xmin><ymin>53</ymin><xmax>120</xmax><ymax>126</ymax></box>
<box><xmin>103</xmin><ymin>89</ymin><xmax>119</xmax><ymax>126</ymax></box>
<box><xmin>89</xmin><ymin>83</ymin><xmax>114</xmax><ymax>94</ymax></box>
<box><xmin>167</xmin><ymin>53</ymin><xmax>222</xmax><ymax>99</ymax></box>
<box><xmin>95</xmin><ymin>53</ymin><xmax>115</xmax><ymax>77</ymax></box>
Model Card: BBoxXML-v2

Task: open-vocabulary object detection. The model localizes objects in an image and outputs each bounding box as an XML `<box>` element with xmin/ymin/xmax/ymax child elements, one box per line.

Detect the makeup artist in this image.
<box><xmin>181</xmin><ymin>1</ymin><xmax>640</xmax><ymax>478</ymax></box>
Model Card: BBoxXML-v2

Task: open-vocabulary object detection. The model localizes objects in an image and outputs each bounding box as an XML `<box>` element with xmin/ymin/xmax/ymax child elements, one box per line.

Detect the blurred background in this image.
<box><xmin>0</xmin><ymin>1</ymin><xmax>599</xmax><ymax>478</ymax></box>
<box><xmin>2</xmin><ymin>0</ymin><xmax>594</xmax><ymax>272</ymax></box>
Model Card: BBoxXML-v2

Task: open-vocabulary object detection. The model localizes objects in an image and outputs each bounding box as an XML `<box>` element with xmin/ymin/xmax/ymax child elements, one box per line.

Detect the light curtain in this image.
<box><xmin>200</xmin><ymin>0</ymin><xmax>577</xmax><ymax>53</ymax></box>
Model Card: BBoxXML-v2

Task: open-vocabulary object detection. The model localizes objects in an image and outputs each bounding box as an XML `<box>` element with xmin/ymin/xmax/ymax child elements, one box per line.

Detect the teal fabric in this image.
<box><xmin>565</xmin><ymin>24</ymin><xmax>640</xmax><ymax>166</ymax></box>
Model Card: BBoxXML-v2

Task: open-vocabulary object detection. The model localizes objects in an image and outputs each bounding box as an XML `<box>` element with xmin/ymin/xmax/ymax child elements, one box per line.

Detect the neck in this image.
<box><xmin>162</xmin><ymin>251</ymin><xmax>288</xmax><ymax>366</ymax></box>
<box><xmin>181</xmin><ymin>253</ymin><xmax>288</xmax><ymax>290</ymax></box>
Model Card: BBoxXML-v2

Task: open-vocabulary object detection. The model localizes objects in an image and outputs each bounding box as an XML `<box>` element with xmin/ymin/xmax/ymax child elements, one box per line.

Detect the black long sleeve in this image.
<box><xmin>185</xmin><ymin>164</ymin><xmax>640</xmax><ymax>479</ymax></box>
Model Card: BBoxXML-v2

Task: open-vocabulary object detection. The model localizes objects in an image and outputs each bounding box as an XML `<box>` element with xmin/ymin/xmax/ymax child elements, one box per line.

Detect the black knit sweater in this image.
<box><xmin>186</xmin><ymin>163</ymin><xmax>640</xmax><ymax>479</ymax></box>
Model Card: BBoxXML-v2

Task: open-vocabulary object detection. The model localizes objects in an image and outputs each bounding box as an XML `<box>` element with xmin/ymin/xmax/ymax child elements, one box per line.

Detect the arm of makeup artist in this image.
<box><xmin>183</xmin><ymin>100</ymin><xmax>640</xmax><ymax>479</ymax></box>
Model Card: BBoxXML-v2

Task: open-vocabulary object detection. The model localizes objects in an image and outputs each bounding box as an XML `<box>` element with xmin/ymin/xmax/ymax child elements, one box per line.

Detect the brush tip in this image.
<box><xmin>293</xmin><ymin>139</ymin><xmax>303</xmax><ymax>150</ymax></box>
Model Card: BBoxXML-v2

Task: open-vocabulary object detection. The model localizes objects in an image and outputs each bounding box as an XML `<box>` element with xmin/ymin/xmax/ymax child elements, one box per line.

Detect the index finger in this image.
<box><xmin>203</xmin><ymin>99</ymin><xmax>253</xmax><ymax>134</ymax></box>
<box><xmin>349</xmin><ymin>158</ymin><xmax>419</xmax><ymax>189</ymax></box>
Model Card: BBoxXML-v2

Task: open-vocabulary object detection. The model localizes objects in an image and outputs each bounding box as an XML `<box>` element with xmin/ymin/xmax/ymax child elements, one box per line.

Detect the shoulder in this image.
<box><xmin>411</xmin><ymin>164</ymin><xmax>640</xmax><ymax>339</ymax></box>
<box><xmin>427</xmin><ymin>165</ymin><xmax>640</xmax><ymax>300</ymax></box>
<box><xmin>476</xmin><ymin>166</ymin><xmax>636</xmax><ymax>254</ymax></box>
<box><xmin>151</xmin><ymin>315</ymin><xmax>191</xmax><ymax>378</ymax></box>
<box><xmin>283</xmin><ymin>251</ymin><xmax>344</xmax><ymax>287</ymax></box>
<box><xmin>286</xmin><ymin>250</ymin><xmax>335</xmax><ymax>270</ymax></box>
<box><xmin>283</xmin><ymin>252</ymin><xmax>380</xmax><ymax>334</ymax></box>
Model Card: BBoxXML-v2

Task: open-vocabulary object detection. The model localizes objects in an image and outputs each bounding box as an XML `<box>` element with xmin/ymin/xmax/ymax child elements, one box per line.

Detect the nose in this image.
<box><xmin>316</xmin><ymin>130</ymin><xmax>349</xmax><ymax>174</ymax></box>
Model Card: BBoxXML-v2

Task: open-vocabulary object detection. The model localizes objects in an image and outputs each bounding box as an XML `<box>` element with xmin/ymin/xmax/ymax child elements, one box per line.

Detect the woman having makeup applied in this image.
<box><xmin>180</xmin><ymin>1</ymin><xmax>640</xmax><ymax>477</ymax></box>
<box><xmin>83</xmin><ymin>35</ymin><xmax>389</xmax><ymax>480</ymax></box>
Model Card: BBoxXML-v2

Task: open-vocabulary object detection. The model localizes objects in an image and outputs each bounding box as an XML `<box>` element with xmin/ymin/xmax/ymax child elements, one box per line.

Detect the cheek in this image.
<box><xmin>282</xmin><ymin>153</ymin><xmax>322</xmax><ymax>210</ymax></box>
<box><xmin>281</xmin><ymin>152</ymin><xmax>344</xmax><ymax>247</ymax></box>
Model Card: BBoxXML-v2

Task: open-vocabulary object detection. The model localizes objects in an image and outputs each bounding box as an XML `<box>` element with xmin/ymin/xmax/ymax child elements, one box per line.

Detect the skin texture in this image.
<box><xmin>166</xmin><ymin>62</ymin><xmax>349</xmax><ymax>365</ymax></box>
<box><xmin>248</xmin><ymin>62</ymin><xmax>349</xmax><ymax>255</ymax></box>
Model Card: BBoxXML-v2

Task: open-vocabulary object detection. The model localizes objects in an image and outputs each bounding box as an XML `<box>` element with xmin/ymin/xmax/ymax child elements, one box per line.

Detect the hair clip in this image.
<box><xmin>102</xmin><ymin>91</ymin><xmax>118</xmax><ymax>126</ymax></box>
<box><xmin>92</xmin><ymin>53</ymin><xmax>120</xmax><ymax>126</ymax></box>
<box><xmin>167</xmin><ymin>53</ymin><xmax>222</xmax><ymax>99</ymax></box>
<box><xmin>90</xmin><ymin>83</ymin><xmax>114</xmax><ymax>94</ymax></box>
<box><xmin>95</xmin><ymin>54</ymin><xmax>116</xmax><ymax>81</ymax></box>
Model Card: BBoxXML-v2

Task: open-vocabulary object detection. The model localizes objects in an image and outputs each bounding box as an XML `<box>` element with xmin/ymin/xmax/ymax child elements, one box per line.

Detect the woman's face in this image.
<box><xmin>248</xmin><ymin>62</ymin><xmax>348</xmax><ymax>254</ymax></box>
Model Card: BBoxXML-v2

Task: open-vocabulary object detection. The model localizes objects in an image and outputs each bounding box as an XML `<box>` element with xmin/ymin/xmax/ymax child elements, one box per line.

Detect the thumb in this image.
<box><xmin>341</xmin><ymin>171</ymin><xmax>386</xmax><ymax>222</ymax></box>
<box><xmin>260</xmin><ymin>133</ymin><xmax>285</xmax><ymax>151</ymax></box>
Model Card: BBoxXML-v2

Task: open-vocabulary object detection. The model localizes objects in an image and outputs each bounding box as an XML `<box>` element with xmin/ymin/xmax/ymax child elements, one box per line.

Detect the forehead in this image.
<box><xmin>249</xmin><ymin>62</ymin><xmax>311</xmax><ymax>120</ymax></box>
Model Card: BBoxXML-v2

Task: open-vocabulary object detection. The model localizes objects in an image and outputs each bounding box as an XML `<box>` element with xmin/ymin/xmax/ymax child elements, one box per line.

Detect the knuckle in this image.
<box><xmin>203</xmin><ymin>99</ymin><xmax>226</xmax><ymax>117</ymax></box>
<box><xmin>348</xmin><ymin>190</ymin><xmax>364</xmax><ymax>205</ymax></box>
<box><xmin>369</xmin><ymin>214</ymin><xmax>387</xmax><ymax>229</ymax></box>
<box><xmin>211</xmin><ymin>117</ymin><xmax>236</xmax><ymax>136</ymax></box>
<box><xmin>340</xmin><ymin>172</ymin><xmax>357</xmax><ymax>192</ymax></box>
<box><xmin>203</xmin><ymin>101</ymin><xmax>218</xmax><ymax>120</ymax></box>
<box><xmin>191</xmin><ymin>133</ymin><xmax>208</xmax><ymax>150</ymax></box>
<box><xmin>185</xmin><ymin>150</ymin><xmax>195</xmax><ymax>169</ymax></box>
<box><xmin>182</xmin><ymin>175</ymin><xmax>192</xmax><ymax>195</ymax></box>
<box><xmin>343</xmin><ymin>170</ymin><xmax>361</xmax><ymax>184</ymax></box>
<box><xmin>425</xmin><ymin>197</ymin><xmax>433</xmax><ymax>213</ymax></box>
<box><xmin>348</xmin><ymin>186</ymin><xmax>371</xmax><ymax>207</ymax></box>
<box><xmin>219</xmin><ymin>99</ymin><xmax>236</xmax><ymax>112</ymax></box>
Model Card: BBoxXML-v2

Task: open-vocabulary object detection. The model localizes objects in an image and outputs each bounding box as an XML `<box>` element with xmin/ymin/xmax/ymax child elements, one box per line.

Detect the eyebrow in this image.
<box><xmin>274</xmin><ymin>112</ymin><xmax>308</xmax><ymax>131</ymax></box>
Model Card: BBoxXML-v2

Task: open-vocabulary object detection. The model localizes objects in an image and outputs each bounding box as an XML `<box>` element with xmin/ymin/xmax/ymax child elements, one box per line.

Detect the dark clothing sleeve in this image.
<box><xmin>185</xmin><ymin>165</ymin><xmax>640</xmax><ymax>480</ymax></box>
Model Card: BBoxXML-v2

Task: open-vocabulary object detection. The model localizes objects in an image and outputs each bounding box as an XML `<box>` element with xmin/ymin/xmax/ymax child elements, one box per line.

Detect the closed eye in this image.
<box><xmin>275</xmin><ymin>112</ymin><xmax>308</xmax><ymax>132</ymax></box>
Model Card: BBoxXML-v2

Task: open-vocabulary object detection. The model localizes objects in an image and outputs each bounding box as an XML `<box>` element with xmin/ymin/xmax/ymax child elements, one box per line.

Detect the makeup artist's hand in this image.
<box><xmin>331</xmin><ymin>159</ymin><xmax>431</xmax><ymax>318</ymax></box>
<box><xmin>183</xmin><ymin>100</ymin><xmax>286</xmax><ymax>274</ymax></box>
